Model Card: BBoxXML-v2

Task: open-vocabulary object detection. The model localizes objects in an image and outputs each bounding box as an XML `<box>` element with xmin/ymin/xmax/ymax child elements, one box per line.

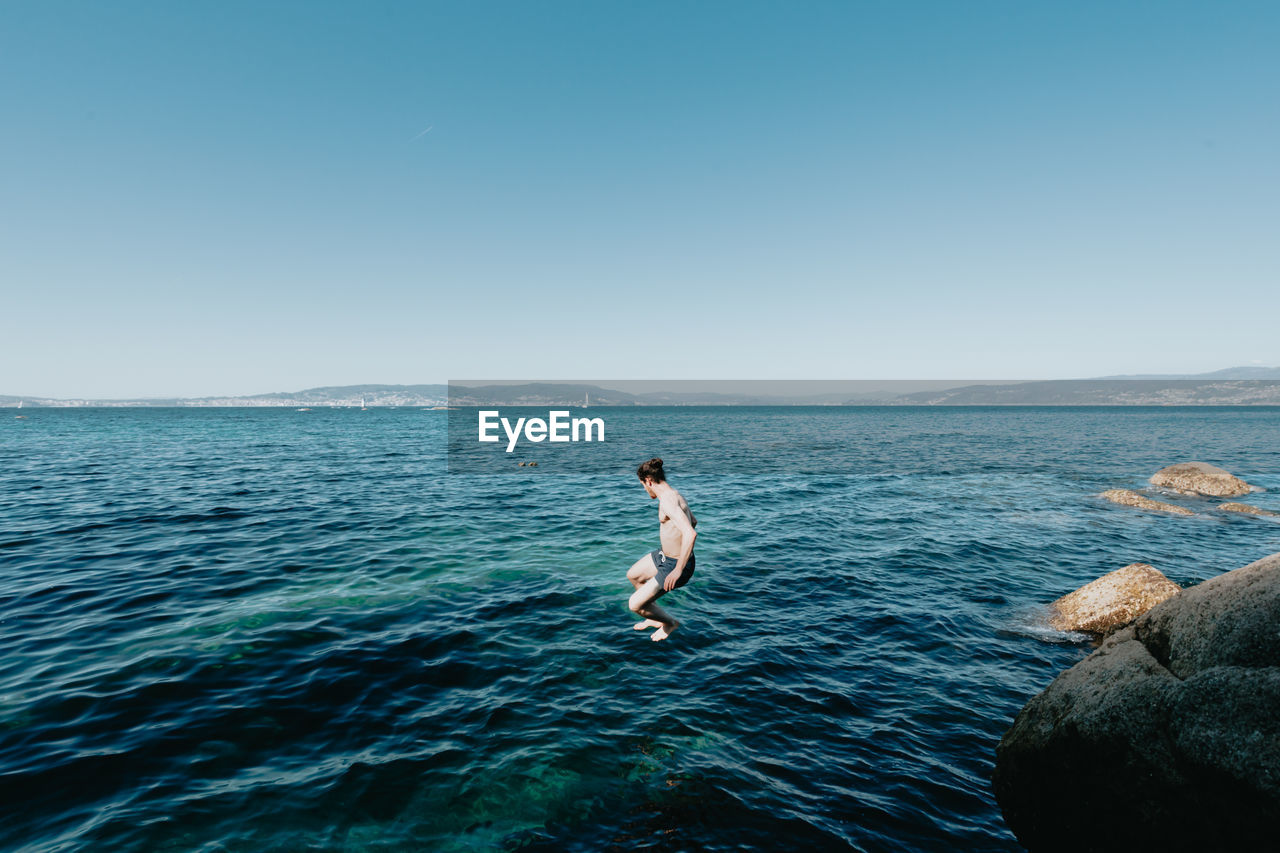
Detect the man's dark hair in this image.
<box><xmin>637</xmin><ymin>457</ymin><xmax>666</xmax><ymax>483</ymax></box>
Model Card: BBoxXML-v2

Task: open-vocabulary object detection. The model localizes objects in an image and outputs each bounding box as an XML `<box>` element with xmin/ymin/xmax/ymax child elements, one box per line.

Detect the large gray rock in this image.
<box><xmin>1149</xmin><ymin>461</ymin><xmax>1253</xmax><ymax>497</ymax></box>
<box><xmin>994</xmin><ymin>552</ymin><xmax>1280</xmax><ymax>850</ymax></box>
<box><xmin>1100</xmin><ymin>488</ymin><xmax>1193</xmax><ymax>516</ymax></box>
<box><xmin>1047</xmin><ymin>563</ymin><xmax>1181</xmax><ymax>634</ymax></box>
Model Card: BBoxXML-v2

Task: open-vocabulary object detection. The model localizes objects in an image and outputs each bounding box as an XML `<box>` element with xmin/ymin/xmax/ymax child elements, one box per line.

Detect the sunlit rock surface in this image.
<box><xmin>1149</xmin><ymin>462</ymin><xmax>1253</xmax><ymax>497</ymax></box>
<box><xmin>1100</xmin><ymin>489</ymin><xmax>1193</xmax><ymax>516</ymax></box>
<box><xmin>1047</xmin><ymin>563</ymin><xmax>1181</xmax><ymax>635</ymax></box>
<box><xmin>1219</xmin><ymin>502</ymin><xmax>1279</xmax><ymax>517</ymax></box>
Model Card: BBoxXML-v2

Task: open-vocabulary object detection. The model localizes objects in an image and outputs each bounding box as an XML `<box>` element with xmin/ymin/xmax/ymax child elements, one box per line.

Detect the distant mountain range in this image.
<box><xmin>1097</xmin><ymin>367</ymin><xmax>1280</xmax><ymax>379</ymax></box>
<box><xmin>894</xmin><ymin>379</ymin><xmax>1280</xmax><ymax>405</ymax></box>
<box><xmin>448</xmin><ymin>378</ymin><xmax>1280</xmax><ymax>406</ymax></box>
<box><xmin>444</xmin><ymin>383</ymin><xmax>912</xmax><ymax>406</ymax></box>
<box><xmin>5</xmin><ymin>368</ymin><xmax>1280</xmax><ymax>407</ymax></box>
<box><xmin>0</xmin><ymin>384</ymin><xmax>450</xmax><ymax>408</ymax></box>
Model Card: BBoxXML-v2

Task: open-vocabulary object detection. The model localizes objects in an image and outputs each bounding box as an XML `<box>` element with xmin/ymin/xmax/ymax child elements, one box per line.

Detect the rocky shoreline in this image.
<box><xmin>994</xmin><ymin>463</ymin><xmax>1280</xmax><ymax>850</ymax></box>
<box><xmin>1098</xmin><ymin>461</ymin><xmax>1274</xmax><ymax>519</ymax></box>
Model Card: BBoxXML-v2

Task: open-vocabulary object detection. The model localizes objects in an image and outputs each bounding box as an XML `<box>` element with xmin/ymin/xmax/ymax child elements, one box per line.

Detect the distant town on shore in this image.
<box><xmin>6</xmin><ymin>368</ymin><xmax>1280</xmax><ymax>408</ymax></box>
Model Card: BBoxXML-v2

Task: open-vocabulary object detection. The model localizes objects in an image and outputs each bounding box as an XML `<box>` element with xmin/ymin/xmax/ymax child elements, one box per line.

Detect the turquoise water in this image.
<box><xmin>3</xmin><ymin>407</ymin><xmax>1279</xmax><ymax>851</ymax></box>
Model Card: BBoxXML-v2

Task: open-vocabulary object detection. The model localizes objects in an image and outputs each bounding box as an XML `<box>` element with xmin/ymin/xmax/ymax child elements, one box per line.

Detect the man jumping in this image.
<box><xmin>626</xmin><ymin>457</ymin><xmax>697</xmax><ymax>641</ymax></box>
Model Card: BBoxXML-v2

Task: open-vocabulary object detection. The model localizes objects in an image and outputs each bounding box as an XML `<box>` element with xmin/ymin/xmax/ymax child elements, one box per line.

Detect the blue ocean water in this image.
<box><xmin>3</xmin><ymin>407</ymin><xmax>1279</xmax><ymax>851</ymax></box>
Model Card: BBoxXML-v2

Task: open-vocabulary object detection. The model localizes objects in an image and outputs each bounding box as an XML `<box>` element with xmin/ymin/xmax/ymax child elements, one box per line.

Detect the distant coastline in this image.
<box><xmin>0</xmin><ymin>384</ymin><xmax>450</xmax><ymax>409</ymax></box>
<box><xmin>8</xmin><ymin>370</ymin><xmax>1280</xmax><ymax>407</ymax></box>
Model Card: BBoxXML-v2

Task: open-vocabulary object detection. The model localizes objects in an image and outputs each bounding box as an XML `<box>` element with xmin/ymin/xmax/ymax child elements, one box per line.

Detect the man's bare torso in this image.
<box><xmin>659</xmin><ymin>490</ymin><xmax>697</xmax><ymax>558</ymax></box>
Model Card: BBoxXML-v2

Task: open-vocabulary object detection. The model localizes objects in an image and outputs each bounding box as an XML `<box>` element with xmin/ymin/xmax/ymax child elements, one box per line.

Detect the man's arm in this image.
<box><xmin>661</xmin><ymin>495</ymin><xmax>697</xmax><ymax>591</ymax></box>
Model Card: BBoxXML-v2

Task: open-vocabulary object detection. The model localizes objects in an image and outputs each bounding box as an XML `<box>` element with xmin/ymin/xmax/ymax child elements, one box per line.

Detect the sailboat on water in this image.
<box><xmin>361</xmin><ymin>397</ymin><xmax>368</xmax><ymax>411</ymax></box>
<box><xmin>583</xmin><ymin>392</ymin><xmax>589</xmax><ymax>409</ymax></box>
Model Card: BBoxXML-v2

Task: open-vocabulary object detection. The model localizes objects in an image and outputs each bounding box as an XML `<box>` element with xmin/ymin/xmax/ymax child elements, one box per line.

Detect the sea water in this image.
<box><xmin>2</xmin><ymin>407</ymin><xmax>1278</xmax><ymax>851</ymax></box>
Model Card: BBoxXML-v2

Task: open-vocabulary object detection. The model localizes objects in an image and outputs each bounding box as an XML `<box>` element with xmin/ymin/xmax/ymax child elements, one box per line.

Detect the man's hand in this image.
<box><xmin>663</xmin><ymin>568</ymin><xmax>682</xmax><ymax>592</ymax></box>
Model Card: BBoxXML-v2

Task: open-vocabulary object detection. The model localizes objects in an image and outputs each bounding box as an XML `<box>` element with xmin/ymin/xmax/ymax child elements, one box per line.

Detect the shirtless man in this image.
<box><xmin>626</xmin><ymin>457</ymin><xmax>697</xmax><ymax>641</ymax></box>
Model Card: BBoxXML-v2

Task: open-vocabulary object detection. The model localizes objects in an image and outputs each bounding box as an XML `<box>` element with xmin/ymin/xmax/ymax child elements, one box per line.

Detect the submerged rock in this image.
<box><xmin>994</xmin><ymin>551</ymin><xmax>1280</xmax><ymax>850</ymax></box>
<box><xmin>1047</xmin><ymin>563</ymin><xmax>1180</xmax><ymax>635</ymax></box>
<box><xmin>1149</xmin><ymin>461</ymin><xmax>1252</xmax><ymax>497</ymax></box>
<box><xmin>1219</xmin><ymin>502</ymin><xmax>1279</xmax><ymax>517</ymax></box>
<box><xmin>1100</xmin><ymin>488</ymin><xmax>1193</xmax><ymax>516</ymax></box>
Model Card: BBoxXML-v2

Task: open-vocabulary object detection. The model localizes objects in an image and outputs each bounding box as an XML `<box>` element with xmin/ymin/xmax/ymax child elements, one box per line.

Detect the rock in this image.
<box><xmin>1149</xmin><ymin>461</ymin><xmax>1252</xmax><ymax>497</ymax></box>
<box><xmin>1047</xmin><ymin>563</ymin><xmax>1181</xmax><ymax>634</ymax></box>
<box><xmin>1219</xmin><ymin>502</ymin><xmax>1280</xmax><ymax>517</ymax></box>
<box><xmin>528</xmin><ymin>461</ymin><xmax>538</xmax><ymax>467</ymax></box>
<box><xmin>994</xmin><ymin>552</ymin><xmax>1280</xmax><ymax>850</ymax></box>
<box><xmin>1100</xmin><ymin>488</ymin><xmax>1193</xmax><ymax>516</ymax></box>
<box><xmin>517</xmin><ymin>461</ymin><xmax>527</xmax><ymax>467</ymax></box>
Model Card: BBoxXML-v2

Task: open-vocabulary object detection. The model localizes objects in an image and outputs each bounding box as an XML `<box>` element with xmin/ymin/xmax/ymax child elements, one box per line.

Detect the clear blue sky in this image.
<box><xmin>3</xmin><ymin>1</ymin><xmax>1278</xmax><ymax>397</ymax></box>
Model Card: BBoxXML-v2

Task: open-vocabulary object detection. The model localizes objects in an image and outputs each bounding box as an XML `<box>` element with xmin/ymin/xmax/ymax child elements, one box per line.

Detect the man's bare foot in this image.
<box><xmin>651</xmin><ymin>621</ymin><xmax>680</xmax><ymax>641</ymax></box>
<box><xmin>633</xmin><ymin>619</ymin><xmax>663</xmax><ymax>631</ymax></box>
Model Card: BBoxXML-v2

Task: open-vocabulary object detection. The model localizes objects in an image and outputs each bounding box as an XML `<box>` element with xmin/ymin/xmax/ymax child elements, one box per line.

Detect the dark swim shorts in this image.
<box><xmin>650</xmin><ymin>549</ymin><xmax>695</xmax><ymax>590</ymax></box>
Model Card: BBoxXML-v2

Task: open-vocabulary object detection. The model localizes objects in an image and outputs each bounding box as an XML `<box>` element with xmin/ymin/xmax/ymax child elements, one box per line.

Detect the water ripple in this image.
<box><xmin>3</xmin><ymin>407</ymin><xmax>1279</xmax><ymax>850</ymax></box>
